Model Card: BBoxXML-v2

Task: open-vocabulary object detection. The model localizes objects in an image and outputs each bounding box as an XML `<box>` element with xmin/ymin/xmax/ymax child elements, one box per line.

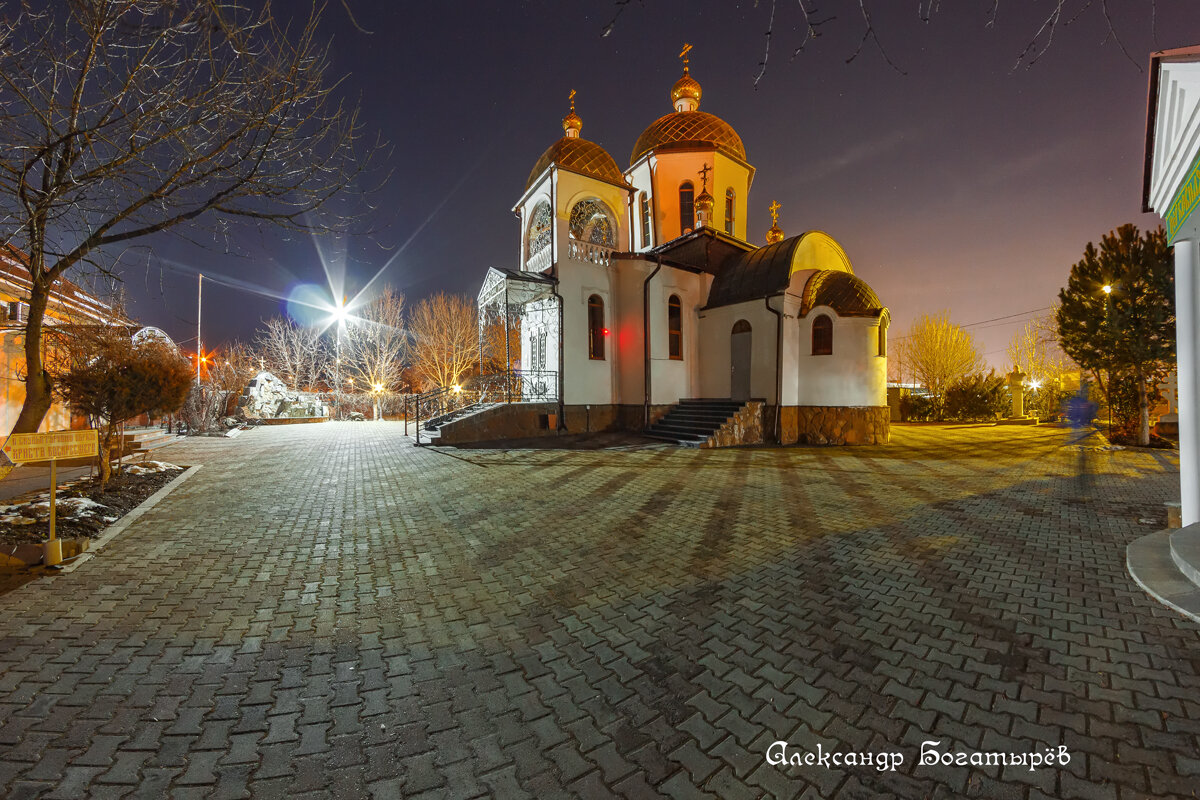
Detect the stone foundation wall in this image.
<box><xmin>435</xmin><ymin>402</ymin><xmax>559</xmax><ymax>445</ymax></box>
<box><xmin>784</xmin><ymin>405</ymin><xmax>890</xmax><ymax>445</ymax></box>
<box><xmin>703</xmin><ymin>401</ymin><xmax>764</xmax><ymax>448</ymax></box>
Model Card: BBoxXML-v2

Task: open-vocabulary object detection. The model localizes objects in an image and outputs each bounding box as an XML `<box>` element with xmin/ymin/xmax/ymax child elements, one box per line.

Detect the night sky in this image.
<box><xmin>113</xmin><ymin>1</ymin><xmax>1199</xmax><ymax>367</ymax></box>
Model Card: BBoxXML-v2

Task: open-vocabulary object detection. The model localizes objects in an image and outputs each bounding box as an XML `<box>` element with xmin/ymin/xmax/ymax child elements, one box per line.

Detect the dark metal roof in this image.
<box><xmin>648</xmin><ymin>227</ymin><xmax>754</xmax><ymax>275</ymax></box>
<box><xmin>703</xmin><ymin>232</ymin><xmax>882</xmax><ymax>315</ymax></box>
<box><xmin>801</xmin><ymin>270</ymin><xmax>882</xmax><ymax>317</ymax></box>
<box><xmin>704</xmin><ymin>236</ymin><xmax>805</xmax><ymax>308</ymax></box>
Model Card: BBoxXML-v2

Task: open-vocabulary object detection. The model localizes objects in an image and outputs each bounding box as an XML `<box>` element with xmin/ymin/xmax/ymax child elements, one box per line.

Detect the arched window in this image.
<box><xmin>877</xmin><ymin>318</ymin><xmax>887</xmax><ymax>357</ymax></box>
<box><xmin>679</xmin><ymin>181</ymin><xmax>694</xmax><ymax>234</ymax></box>
<box><xmin>639</xmin><ymin>193</ymin><xmax>652</xmax><ymax>248</ymax></box>
<box><xmin>588</xmin><ymin>295</ymin><xmax>606</xmax><ymax>360</ymax></box>
<box><xmin>812</xmin><ymin>315</ymin><xmax>833</xmax><ymax>355</ymax></box>
<box><xmin>568</xmin><ymin>199</ymin><xmax>616</xmax><ymax>247</ymax></box>
<box><xmin>526</xmin><ymin>201</ymin><xmax>552</xmax><ymax>257</ymax></box>
<box><xmin>668</xmin><ymin>295</ymin><xmax>683</xmax><ymax>359</ymax></box>
<box><xmin>724</xmin><ymin>188</ymin><xmax>735</xmax><ymax>235</ymax></box>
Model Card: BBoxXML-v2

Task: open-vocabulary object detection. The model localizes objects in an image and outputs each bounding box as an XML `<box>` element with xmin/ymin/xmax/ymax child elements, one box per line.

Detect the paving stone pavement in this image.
<box><xmin>0</xmin><ymin>421</ymin><xmax>1196</xmax><ymax>799</ymax></box>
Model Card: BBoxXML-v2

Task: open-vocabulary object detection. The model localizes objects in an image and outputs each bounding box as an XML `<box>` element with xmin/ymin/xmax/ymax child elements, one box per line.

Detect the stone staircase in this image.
<box><xmin>119</xmin><ymin>428</ymin><xmax>184</xmax><ymax>458</ymax></box>
<box><xmin>644</xmin><ymin>398</ymin><xmax>753</xmax><ymax>447</ymax></box>
<box><xmin>417</xmin><ymin>403</ymin><xmax>500</xmax><ymax>443</ymax></box>
<box><xmin>1127</xmin><ymin>523</ymin><xmax>1200</xmax><ymax>623</ymax></box>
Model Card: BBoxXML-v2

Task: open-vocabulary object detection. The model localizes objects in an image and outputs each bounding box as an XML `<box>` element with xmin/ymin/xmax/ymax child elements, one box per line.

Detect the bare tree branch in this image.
<box><xmin>0</xmin><ymin>0</ymin><xmax>382</xmax><ymax>433</ymax></box>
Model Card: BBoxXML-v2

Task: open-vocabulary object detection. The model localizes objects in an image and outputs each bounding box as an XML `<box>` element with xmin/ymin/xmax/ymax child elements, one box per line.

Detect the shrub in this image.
<box><xmin>944</xmin><ymin>371</ymin><xmax>1007</xmax><ymax>422</ymax></box>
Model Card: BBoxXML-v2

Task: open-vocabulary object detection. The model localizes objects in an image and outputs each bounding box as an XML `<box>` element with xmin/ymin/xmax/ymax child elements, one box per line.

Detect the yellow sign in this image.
<box><xmin>1165</xmin><ymin>149</ymin><xmax>1200</xmax><ymax>244</ymax></box>
<box><xmin>2</xmin><ymin>429</ymin><xmax>98</xmax><ymax>464</ymax></box>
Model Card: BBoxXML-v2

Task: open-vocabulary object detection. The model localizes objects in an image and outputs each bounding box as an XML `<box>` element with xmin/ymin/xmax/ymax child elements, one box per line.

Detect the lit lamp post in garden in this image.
<box><xmin>372</xmin><ymin>383</ymin><xmax>384</xmax><ymax>421</ymax></box>
<box><xmin>329</xmin><ymin>298</ymin><xmax>348</xmax><ymax>420</ymax></box>
<box><xmin>1103</xmin><ymin>283</ymin><xmax>1114</xmax><ymax>437</ymax></box>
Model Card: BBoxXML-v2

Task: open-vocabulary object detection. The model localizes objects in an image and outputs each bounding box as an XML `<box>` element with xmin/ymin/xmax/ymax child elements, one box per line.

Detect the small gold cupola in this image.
<box><xmin>562</xmin><ymin>89</ymin><xmax>582</xmax><ymax>138</ymax></box>
<box><xmin>695</xmin><ymin>162</ymin><xmax>715</xmax><ymax>228</ymax></box>
<box><xmin>671</xmin><ymin>43</ymin><xmax>702</xmax><ymax>112</ymax></box>
<box><xmin>766</xmin><ymin>200</ymin><xmax>784</xmax><ymax>244</ymax></box>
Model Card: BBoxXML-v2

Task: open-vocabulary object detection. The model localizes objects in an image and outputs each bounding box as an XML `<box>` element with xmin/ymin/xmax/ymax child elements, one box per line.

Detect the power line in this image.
<box><xmin>891</xmin><ymin>306</ymin><xmax>1053</xmax><ymax>341</ymax></box>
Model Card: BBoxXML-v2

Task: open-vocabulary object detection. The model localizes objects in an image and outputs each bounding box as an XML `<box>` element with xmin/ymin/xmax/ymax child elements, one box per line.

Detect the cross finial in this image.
<box><xmin>569</xmin><ymin>88</ymin><xmax>576</xmax><ymax>112</ymax></box>
<box><xmin>679</xmin><ymin>43</ymin><xmax>692</xmax><ymax>73</ymax></box>
<box><xmin>698</xmin><ymin>163</ymin><xmax>711</xmax><ymax>193</ymax></box>
<box><xmin>769</xmin><ymin>200</ymin><xmax>780</xmax><ymax>225</ymax></box>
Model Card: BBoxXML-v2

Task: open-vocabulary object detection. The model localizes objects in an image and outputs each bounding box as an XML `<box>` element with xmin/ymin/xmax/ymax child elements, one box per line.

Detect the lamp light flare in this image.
<box><xmin>1102</xmin><ymin>284</ymin><xmax>1113</xmax><ymax>294</ymax></box>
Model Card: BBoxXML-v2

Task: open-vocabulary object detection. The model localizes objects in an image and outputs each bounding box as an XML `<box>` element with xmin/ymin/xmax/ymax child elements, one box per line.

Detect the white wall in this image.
<box><xmin>696</xmin><ymin>301</ymin><xmax>780</xmax><ymax>402</ymax></box>
<box><xmin>793</xmin><ymin>306</ymin><xmax>887</xmax><ymax>407</ymax></box>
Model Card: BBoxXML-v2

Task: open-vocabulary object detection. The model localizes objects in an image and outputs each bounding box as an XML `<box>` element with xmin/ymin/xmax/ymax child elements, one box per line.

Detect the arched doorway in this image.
<box><xmin>730</xmin><ymin>319</ymin><xmax>752</xmax><ymax>401</ymax></box>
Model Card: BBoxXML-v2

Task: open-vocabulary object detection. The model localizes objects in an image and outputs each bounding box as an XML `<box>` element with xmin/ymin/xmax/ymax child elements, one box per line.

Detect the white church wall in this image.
<box><xmin>648</xmin><ymin>269</ymin><xmax>709</xmax><ymax>405</ymax></box>
<box><xmin>696</xmin><ymin>300</ymin><xmax>779</xmax><ymax>402</ymax></box>
<box><xmin>625</xmin><ymin>160</ymin><xmax>656</xmax><ymax>251</ymax></box>
<box><xmin>794</xmin><ymin>306</ymin><xmax>886</xmax><ymax>407</ymax></box>
<box><xmin>557</xmin><ymin>258</ymin><xmax>616</xmax><ymax>405</ymax></box>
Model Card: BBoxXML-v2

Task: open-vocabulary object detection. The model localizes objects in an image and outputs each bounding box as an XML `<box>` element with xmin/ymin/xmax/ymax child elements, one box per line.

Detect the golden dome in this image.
<box><xmin>765</xmin><ymin>200</ymin><xmax>784</xmax><ymax>244</ymax></box>
<box><xmin>526</xmin><ymin>137</ymin><xmax>625</xmax><ymax>191</ymax></box>
<box><xmin>671</xmin><ymin>74</ymin><xmax>702</xmax><ymax>106</ymax></box>
<box><xmin>562</xmin><ymin>110</ymin><xmax>582</xmax><ymax>136</ymax></box>
<box><xmin>562</xmin><ymin>89</ymin><xmax>582</xmax><ymax>137</ymax></box>
<box><xmin>630</xmin><ymin>111</ymin><xmax>746</xmax><ymax>165</ymax></box>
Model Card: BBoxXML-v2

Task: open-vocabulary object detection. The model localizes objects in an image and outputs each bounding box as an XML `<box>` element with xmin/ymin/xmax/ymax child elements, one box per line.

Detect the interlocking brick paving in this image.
<box><xmin>0</xmin><ymin>422</ymin><xmax>1195</xmax><ymax>799</ymax></box>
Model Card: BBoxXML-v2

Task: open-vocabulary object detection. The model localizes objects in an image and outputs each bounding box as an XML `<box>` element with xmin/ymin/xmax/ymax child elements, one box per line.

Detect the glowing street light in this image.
<box><xmin>1102</xmin><ymin>284</ymin><xmax>1113</xmax><ymax>294</ymax></box>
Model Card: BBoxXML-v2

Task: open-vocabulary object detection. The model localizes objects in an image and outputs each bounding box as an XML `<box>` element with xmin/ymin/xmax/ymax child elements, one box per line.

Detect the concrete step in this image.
<box><xmin>648</xmin><ymin>422</ymin><xmax>717</xmax><ymax>438</ymax></box>
<box><xmin>642</xmin><ymin>432</ymin><xmax>702</xmax><ymax>447</ymax></box>
<box><xmin>1127</xmin><ymin>525</ymin><xmax>1200</xmax><ymax>624</ymax></box>
<box><xmin>1171</xmin><ymin>527</ymin><xmax>1200</xmax><ymax>586</ymax></box>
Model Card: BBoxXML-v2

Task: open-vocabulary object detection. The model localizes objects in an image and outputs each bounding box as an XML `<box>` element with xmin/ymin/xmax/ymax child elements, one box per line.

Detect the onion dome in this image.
<box><xmin>630</xmin><ymin>48</ymin><xmax>746</xmax><ymax>165</ymax></box>
<box><xmin>695</xmin><ymin>190</ymin><xmax>714</xmax><ymax>227</ymax></box>
<box><xmin>765</xmin><ymin>200</ymin><xmax>784</xmax><ymax>244</ymax></box>
<box><xmin>525</xmin><ymin>92</ymin><xmax>625</xmax><ymax>191</ymax></box>
<box><xmin>671</xmin><ymin>73</ymin><xmax>702</xmax><ymax>109</ymax></box>
<box><xmin>562</xmin><ymin>89</ymin><xmax>582</xmax><ymax>138</ymax></box>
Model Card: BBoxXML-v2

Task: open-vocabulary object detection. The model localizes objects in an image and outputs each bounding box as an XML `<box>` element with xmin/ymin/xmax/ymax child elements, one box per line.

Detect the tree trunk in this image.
<box><xmin>98</xmin><ymin>427</ymin><xmax>114</xmax><ymax>488</ymax></box>
<box><xmin>12</xmin><ymin>284</ymin><xmax>53</xmax><ymax>435</ymax></box>
<box><xmin>1137</xmin><ymin>367</ymin><xmax>1150</xmax><ymax>447</ymax></box>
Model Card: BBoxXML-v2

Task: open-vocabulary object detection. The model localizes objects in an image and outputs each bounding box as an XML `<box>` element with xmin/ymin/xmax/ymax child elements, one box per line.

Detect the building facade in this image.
<box><xmin>475</xmin><ymin>52</ymin><xmax>889</xmax><ymax>445</ymax></box>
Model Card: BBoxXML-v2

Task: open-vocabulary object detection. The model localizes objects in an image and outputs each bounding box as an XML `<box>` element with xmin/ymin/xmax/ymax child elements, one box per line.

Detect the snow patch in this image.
<box><xmin>126</xmin><ymin>461</ymin><xmax>181</xmax><ymax>475</ymax></box>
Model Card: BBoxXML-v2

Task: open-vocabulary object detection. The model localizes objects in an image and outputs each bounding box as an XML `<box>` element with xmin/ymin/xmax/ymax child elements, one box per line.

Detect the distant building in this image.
<box><xmin>472</xmin><ymin>49</ymin><xmax>889</xmax><ymax>446</ymax></box>
<box><xmin>0</xmin><ymin>246</ymin><xmax>131</xmax><ymax>435</ymax></box>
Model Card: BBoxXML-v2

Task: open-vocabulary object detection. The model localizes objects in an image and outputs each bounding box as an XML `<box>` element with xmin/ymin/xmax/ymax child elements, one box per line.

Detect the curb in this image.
<box><xmin>58</xmin><ymin>465</ymin><xmax>202</xmax><ymax>574</ymax></box>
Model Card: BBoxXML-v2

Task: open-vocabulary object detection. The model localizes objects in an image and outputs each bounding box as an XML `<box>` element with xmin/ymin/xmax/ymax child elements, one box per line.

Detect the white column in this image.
<box><xmin>1176</xmin><ymin>239</ymin><xmax>1200</xmax><ymax>525</ymax></box>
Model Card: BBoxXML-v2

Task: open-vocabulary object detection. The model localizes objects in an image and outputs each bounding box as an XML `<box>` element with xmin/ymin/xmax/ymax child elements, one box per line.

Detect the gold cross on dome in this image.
<box><xmin>569</xmin><ymin>88</ymin><xmax>576</xmax><ymax>111</ymax></box>
<box><xmin>698</xmin><ymin>162</ymin><xmax>711</xmax><ymax>192</ymax></box>
<box><xmin>769</xmin><ymin>200</ymin><xmax>781</xmax><ymax>225</ymax></box>
<box><xmin>679</xmin><ymin>43</ymin><xmax>692</xmax><ymax>71</ymax></box>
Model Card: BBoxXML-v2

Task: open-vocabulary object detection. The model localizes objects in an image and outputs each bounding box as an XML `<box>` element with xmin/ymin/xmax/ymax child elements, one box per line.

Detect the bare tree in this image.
<box><xmin>894</xmin><ymin>312</ymin><xmax>984</xmax><ymax>417</ymax></box>
<box><xmin>254</xmin><ymin>317</ymin><xmax>326</xmax><ymax>392</ymax></box>
<box><xmin>1006</xmin><ymin>310</ymin><xmax>1072</xmax><ymax>386</ymax></box>
<box><xmin>408</xmin><ymin>293</ymin><xmax>477</xmax><ymax>391</ymax></box>
<box><xmin>208</xmin><ymin>341</ymin><xmax>258</xmax><ymax>397</ymax></box>
<box><xmin>0</xmin><ymin>1</ymin><xmax>377</xmax><ymax>434</ymax></box>
<box><xmin>604</xmin><ymin>1</ymin><xmax>1161</xmax><ymax>82</ymax></box>
<box><xmin>342</xmin><ymin>287</ymin><xmax>406</xmax><ymax>388</ymax></box>
<box><xmin>341</xmin><ymin>286</ymin><xmax>406</xmax><ymax>417</ymax></box>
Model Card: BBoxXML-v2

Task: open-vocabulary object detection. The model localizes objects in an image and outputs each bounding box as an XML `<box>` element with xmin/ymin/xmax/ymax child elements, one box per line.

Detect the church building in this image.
<box><xmin>471</xmin><ymin>48</ymin><xmax>889</xmax><ymax>447</ymax></box>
